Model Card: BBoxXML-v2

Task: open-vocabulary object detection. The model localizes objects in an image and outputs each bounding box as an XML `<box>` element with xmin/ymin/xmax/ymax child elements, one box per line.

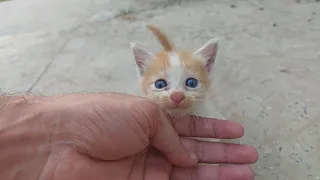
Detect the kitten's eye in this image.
<box><xmin>185</xmin><ymin>78</ymin><xmax>198</xmax><ymax>88</ymax></box>
<box><xmin>154</xmin><ymin>79</ymin><xmax>168</xmax><ymax>89</ymax></box>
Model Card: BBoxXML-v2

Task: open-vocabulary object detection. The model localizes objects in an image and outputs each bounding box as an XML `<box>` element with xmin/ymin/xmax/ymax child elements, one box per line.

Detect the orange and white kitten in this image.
<box><xmin>131</xmin><ymin>24</ymin><xmax>219</xmax><ymax>117</ymax></box>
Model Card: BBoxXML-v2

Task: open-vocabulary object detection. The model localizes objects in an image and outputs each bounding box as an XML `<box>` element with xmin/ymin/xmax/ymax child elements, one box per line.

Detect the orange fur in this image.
<box><xmin>141</xmin><ymin>52</ymin><xmax>210</xmax><ymax>93</ymax></box>
<box><xmin>146</xmin><ymin>24</ymin><xmax>174</xmax><ymax>52</ymax></box>
<box><xmin>141</xmin><ymin>52</ymin><xmax>170</xmax><ymax>94</ymax></box>
<box><xmin>178</xmin><ymin>51</ymin><xmax>211</xmax><ymax>86</ymax></box>
<box><xmin>132</xmin><ymin>25</ymin><xmax>218</xmax><ymax>115</ymax></box>
<box><xmin>140</xmin><ymin>51</ymin><xmax>211</xmax><ymax>115</ymax></box>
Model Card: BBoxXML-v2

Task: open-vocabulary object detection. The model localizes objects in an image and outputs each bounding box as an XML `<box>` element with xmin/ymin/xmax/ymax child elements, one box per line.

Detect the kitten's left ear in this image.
<box><xmin>193</xmin><ymin>37</ymin><xmax>219</xmax><ymax>73</ymax></box>
<box><xmin>131</xmin><ymin>43</ymin><xmax>155</xmax><ymax>77</ymax></box>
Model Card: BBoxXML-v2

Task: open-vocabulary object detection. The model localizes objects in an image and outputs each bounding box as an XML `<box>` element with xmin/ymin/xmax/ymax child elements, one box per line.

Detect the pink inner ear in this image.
<box><xmin>136</xmin><ymin>61</ymin><xmax>145</xmax><ymax>74</ymax></box>
<box><xmin>205</xmin><ymin>50</ymin><xmax>217</xmax><ymax>72</ymax></box>
<box><xmin>134</xmin><ymin>56</ymin><xmax>146</xmax><ymax>75</ymax></box>
<box><xmin>197</xmin><ymin>43</ymin><xmax>217</xmax><ymax>73</ymax></box>
<box><xmin>206</xmin><ymin>61</ymin><xmax>213</xmax><ymax>72</ymax></box>
<box><xmin>194</xmin><ymin>38</ymin><xmax>219</xmax><ymax>73</ymax></box>
<box><xmin>132</xmin><ymin>44</ymin><xmax>155</xmax><ymax>75</ymax></box>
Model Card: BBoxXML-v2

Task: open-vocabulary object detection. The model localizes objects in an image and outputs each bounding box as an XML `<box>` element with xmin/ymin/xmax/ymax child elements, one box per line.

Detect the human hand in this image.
<box><xmin>0</xmin><ymin>93</ymin><xmax>258</xmax><ymax>180</ymax></box>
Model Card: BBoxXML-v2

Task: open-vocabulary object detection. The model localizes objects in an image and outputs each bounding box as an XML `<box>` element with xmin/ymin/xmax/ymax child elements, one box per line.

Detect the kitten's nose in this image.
<box><xmin>170</xmin><ymin>92</ymin><xmax>185</xmax><ymax>104</ymax></box>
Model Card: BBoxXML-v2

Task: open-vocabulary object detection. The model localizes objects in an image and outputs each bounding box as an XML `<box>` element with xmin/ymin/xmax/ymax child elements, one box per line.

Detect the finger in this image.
<box><xmin>144</xmin><ymin>148</ymin><xmax>172</xmax><ymax>180</ymax></box>
<box><xmin>171</xmin><ymin>164</ymin><xmax>255</xmax><ymax>180</ymax></box>
<box><xmin>150</xmin><ymin>109</ymin><xmax>198</xmax><ymax>167</ymax></box>
<box><xmin>171</xmin><ymin>115</ymin><xmax>244</xmax><ymax>139</ymax></box>
<box><xmin>170</xmin><ymin>165</ymin><xmax>254</xmax><ymax>180</ymax></box>
<box><xmin>181</xmin><ymin>138</ymin><xmax>259</xmax><ymax>164</ymax></box>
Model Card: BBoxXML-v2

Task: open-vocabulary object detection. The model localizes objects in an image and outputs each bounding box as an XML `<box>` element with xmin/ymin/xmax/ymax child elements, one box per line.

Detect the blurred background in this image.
<box><xmin>0</xmin><ymin>0</ymin><xmax>320</xmax><ymax>179</ymax></box>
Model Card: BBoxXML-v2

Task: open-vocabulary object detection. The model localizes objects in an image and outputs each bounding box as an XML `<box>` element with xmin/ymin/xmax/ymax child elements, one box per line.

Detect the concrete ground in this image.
<box><xmin>1</xmin><ymin>0</ymin><xmax>320</xmax><ymax>179</ymax></box>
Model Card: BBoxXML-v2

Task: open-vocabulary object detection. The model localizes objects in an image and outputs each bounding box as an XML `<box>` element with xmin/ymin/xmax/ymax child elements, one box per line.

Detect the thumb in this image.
<box><xmin>150</xmin><ymin>111</ymin><xmax>198</xmax><ymax>167</ymax></box>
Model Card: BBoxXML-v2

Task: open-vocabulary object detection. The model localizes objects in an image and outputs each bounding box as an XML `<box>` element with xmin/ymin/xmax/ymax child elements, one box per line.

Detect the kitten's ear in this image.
<box><xmin>193</xmin><ymin>37</ymin><xmax>219</xmax><ymax>73</ymax></box>
<box><xmin>131</xmin><ymin>43</ymin><xmax>155</xmax><ymax>76</ymax></box>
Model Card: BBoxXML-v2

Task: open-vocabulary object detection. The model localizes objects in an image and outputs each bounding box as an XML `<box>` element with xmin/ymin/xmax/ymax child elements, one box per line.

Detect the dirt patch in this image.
<box><xmin>294</xmin><ymin>0</ymin><xmax>320</xmax><ymax>3</ymax></box>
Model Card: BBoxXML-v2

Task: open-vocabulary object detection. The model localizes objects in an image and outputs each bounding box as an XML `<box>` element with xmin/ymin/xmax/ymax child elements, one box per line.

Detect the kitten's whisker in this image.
<box><xmin>189</xmin><ymin>106</ymin><xmax>204</xmax><ymax>116</ymax></box>
<box><xmin>189</xmin><ymin>103</ymin><xmax>203</xmax><ymax>114</ymax></box>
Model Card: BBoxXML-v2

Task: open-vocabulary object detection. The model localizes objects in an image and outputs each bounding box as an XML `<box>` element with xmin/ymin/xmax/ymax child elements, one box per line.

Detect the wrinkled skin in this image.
<box><xmin>0</xmin><ymin>93</ymin><xmax>258</xmax><ymax>180</ymax></box>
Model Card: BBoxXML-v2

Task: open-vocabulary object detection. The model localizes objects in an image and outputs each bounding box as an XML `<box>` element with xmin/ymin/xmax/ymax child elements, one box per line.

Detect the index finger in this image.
<box><xmin>171</xmin><ymin>115</ymin><xmax>244</xmax><ymax>139</ymax></box>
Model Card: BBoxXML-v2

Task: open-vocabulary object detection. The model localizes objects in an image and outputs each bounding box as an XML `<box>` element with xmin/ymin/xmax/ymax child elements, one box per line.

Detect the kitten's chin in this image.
<box><xmin>164</xmin><ymin>108</ymin><xmax>189</xmax><ymax>116</ymax></box>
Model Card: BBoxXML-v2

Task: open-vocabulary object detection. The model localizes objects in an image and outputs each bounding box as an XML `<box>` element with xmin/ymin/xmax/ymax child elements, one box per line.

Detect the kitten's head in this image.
<box><xmin>131</xmin><ymin>38</ymin><xmax>219</xmax><ymax>115</ymax></box>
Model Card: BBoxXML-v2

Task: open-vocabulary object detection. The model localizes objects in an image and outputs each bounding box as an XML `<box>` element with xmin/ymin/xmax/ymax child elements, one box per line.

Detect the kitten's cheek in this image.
<box><xmin>179</xmin><ymin>103</ymin><xmax>190</xmax><ymax>109</ymax></box>
<box><xmin>163</xmin><ymin>96</ymin><xmax>171</xmax><ymax>105</ymax></box>
<box><xmin>183</xmin><ymin>98</ymin><xmax>192</xmax><ymax>106</ymax></box>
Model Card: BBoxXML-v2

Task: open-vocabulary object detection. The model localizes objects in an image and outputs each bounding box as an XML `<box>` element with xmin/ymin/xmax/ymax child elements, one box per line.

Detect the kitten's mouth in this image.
<box><xmin>167</xmin><ymin>103</ymin><xmax>190</xmax><ymax>109</ymax></box>
<box><xmin>165</xmin><ymin>106</ymin><xmax>189</xmax><ymax>116</ymax></box>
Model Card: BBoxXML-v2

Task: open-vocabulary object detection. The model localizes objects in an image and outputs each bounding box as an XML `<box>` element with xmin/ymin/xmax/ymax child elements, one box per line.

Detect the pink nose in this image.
<box><xmin>170</xmin><ymin>92</ymin><xmax>185</xmax><ymax>104</ymax></box>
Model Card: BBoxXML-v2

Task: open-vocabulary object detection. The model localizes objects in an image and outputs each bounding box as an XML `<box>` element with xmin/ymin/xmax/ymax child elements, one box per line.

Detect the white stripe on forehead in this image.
<box><xmin>168</xmin><ymin>52</ymin><xmax>184</xmax><ymax>89</ymax></box>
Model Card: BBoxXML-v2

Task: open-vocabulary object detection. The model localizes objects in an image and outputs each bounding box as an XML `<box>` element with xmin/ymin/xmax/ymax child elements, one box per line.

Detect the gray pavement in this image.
<box><xmin>1</xmin><ymin>0</ymin><xmax>320</xmax><ymax>179</ymax></box>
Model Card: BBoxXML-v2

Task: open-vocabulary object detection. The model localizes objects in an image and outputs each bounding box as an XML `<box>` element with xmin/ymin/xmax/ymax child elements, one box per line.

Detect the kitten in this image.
<box><xmin>131</xmin><ymin>24</ymin><xmax>219</xmax><ymax>117</ymax></box>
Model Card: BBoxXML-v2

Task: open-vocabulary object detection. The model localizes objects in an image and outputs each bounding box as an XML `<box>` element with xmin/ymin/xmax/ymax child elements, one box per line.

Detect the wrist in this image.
<box><xmin>0</xmin><ymin>95</ymin><xmax>42</xmax><ymax>127</ymax></box>
<box><xmin>0</xmin><ymin>95</ymin><xmax>63</xmax><ymax>179</ymax></box>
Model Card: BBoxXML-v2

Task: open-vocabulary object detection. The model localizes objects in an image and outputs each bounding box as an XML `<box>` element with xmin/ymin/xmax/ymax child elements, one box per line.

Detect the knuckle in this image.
<box><xmin>143</xmin><ymin>99</ymin><xmax>159</xmax><ymax>112</ymax></box>
<box><xmin>223</xmin><ymin>144</ymin><xmax>229</xmax><ymax>163</ymax></box>
<box><xmin>131</xmin><ymin>97</ymin><xmax>161</xmax><ymax>136</ymax></box>
<box><xmin>195</xmin><ymin>141</ymin><xmax>205</xmax><ymax>161</ymax></box>
<box><xmin>191</xmin><ymin>166</ymin><xmax>199</xmax><ymax>180</ymax></box>
<box><xmin>188</xmin><ymin>117</ymin><xmax>197</xmax><ymax>136</ymax></box>
<box><xmin>133</xmin><ymin>98</ymin><xmax>160</xmax><ymax>116</ymax></box>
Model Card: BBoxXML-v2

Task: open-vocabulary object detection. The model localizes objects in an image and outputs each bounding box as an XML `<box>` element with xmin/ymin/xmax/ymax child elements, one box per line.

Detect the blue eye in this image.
<box><xmin>154</xmin><ymin>79</ymin><xmax>167</xmax><ymax>89</ymax></box>
<box><xmin>185</xmin><ymin>78</ymin><xmax>198</xmax><ymax>88</ymax></box>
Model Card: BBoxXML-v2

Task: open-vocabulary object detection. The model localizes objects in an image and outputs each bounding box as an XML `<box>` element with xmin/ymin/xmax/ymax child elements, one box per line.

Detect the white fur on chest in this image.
<box><xmin>188</xmin><ymin>99</ymin><xmax>224</xmax><ymax>119</ymax></box>
<box><xmin>188</xmin><ymin>99</ymin><xmax>225</xmax><ymax>143</ymax></box>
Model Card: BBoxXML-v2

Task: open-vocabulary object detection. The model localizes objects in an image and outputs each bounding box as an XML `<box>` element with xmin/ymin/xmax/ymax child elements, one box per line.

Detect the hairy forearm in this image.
<box><xmin>0</xmin><ymin>95</ymin><xmax>37</xmax><ymax>126</ymax></box>
<box><xmin>0</xmin><ymin>95</ymin><xmax>12</xmax><ymax>109</ymax></box>
<box><xmin>0</xmin><ymin>95</ymin><xmax>60</xmax><ymax>179</ymax></box>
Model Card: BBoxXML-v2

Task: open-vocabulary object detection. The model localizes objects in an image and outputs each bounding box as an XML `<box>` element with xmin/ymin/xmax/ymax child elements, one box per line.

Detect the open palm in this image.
<box><xmin>42</xmin><ymin>94</ymin><xmax>258</xmax><ymax>180</ymax></box>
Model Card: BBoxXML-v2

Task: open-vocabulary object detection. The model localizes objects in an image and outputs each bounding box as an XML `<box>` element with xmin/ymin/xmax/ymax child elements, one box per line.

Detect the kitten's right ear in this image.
<box><xmin>193</xmin><ymin>38</ymin><xmax>219</xmax><ymax>73</ymax></box>
<box><xmin>131</xmin><ymin>43</ymin><xmax>155</xmax><ymax>76</ymax></box>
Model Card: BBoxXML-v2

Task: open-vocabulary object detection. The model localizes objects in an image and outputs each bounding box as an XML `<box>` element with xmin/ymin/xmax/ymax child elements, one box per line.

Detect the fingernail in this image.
<box><xmin>232</xmin><ymin>165</ymin><xmax>254</xmax><ymax>177</ymax></box>
<box><xmin>221</xmin><ymin>165</ymin><xmax>254</xmax><ymax>179</ymax></box>
<box><xmin>190</xmin><ymin>152</ymin><xmax>198</xmax><ymax>162</ymax></box>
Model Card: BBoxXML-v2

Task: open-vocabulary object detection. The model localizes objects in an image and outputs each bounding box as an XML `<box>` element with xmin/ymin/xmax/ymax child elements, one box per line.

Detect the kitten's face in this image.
<box><xmin>131</xmin><ymin>38</ymin><xmax>219</xmax><ymax>115</ymax></box>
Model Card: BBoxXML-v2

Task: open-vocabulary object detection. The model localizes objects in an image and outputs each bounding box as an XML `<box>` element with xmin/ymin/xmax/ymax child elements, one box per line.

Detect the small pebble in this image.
<box><xmin>258</xmin><ymin>7</ymin><xmax>264</xmax><ymax>10</ymax></box>
<box><xmin>230</xmin><ymin>4</ymin><xmax>236</xmax><ymax>8</ymax></box>
<box><xmin>273</xmin><ymin>23</ymin><xmax>277</xmax><ymax>27</ymax></box>
<box><xmin>280</xmin><ymin>69</ymin><xmax>289</xmax><ymax>73</ymax></box>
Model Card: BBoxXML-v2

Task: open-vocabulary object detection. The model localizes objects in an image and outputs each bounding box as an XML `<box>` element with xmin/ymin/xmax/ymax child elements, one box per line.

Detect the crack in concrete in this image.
<box><xmin>26</xmin><ymin>40</ymin><xmax>69</xmax><ymax>93</ymax></box>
